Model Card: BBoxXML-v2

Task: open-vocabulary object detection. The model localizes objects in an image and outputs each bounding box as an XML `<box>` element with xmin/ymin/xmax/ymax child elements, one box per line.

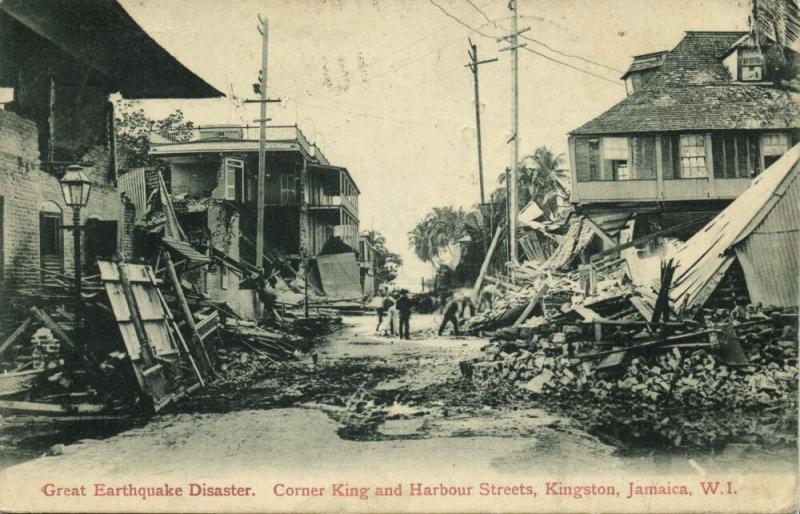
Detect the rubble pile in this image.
<box><xmin>465</xmin><ymin>259</ymin><xmax>627</xmax><ymax>333</ymax></box>
<box><xmin>465</xmin><ymin>305</ymin><xmax>798</xmax><ymax>449</ymax></box>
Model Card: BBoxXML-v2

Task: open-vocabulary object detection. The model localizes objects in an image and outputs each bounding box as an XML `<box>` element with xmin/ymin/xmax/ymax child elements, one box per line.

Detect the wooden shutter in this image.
<box><xmin>574</xmin><ymin>138</ymin><xmax>591</xmax><ymax>182</ymax></box>
<box><xmin>712</xmin><ymin>134</ymin><xmax>725</xmax><ymax>178</ymax></box>
<box><xmin>661</xmin><ymin>134</ymin><xmax>680</xmax><ymax>179</ymax></box>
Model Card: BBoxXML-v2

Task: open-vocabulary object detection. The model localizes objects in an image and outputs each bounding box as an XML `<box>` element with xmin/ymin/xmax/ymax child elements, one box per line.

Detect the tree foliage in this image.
<box><xmin>408</xmin><ymin>206</ymin><xmax>467</xmax><ymax>265</ymax></box>
<box><xmin>115</xmin><ymin>101</ymin><xmax>195</xmax><ymax>173</ymax></box>
<box><xmin>751</xmin><ymin>0</ymin><xmax>800</xmax><ymax>82</ymax></box>
<box><xmin>497</xmin><ymin>146</ymin><xmax>569</xmax><ymax>220</ymax></box>
<box><xmin>365</xmin><ymin>230</ymin><xmax>403</xmax><ymax>285</ymax></box>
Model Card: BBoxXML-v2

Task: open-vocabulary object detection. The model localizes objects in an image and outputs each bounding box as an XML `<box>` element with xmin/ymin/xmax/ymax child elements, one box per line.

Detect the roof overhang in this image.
<box><xmin>150</xmin><ymin>140</ymin><xmax>304</xmax><ymax>157</ymax></box>
<box><xmin>0</xmin><ymin>0</ymin><xmax>223</xmax><ymax>99</ymax></box>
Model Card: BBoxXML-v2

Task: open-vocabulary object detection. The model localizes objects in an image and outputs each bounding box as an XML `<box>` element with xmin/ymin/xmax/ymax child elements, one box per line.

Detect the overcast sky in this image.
<box><xmin>119</xmin><ymin>0</ymin><xmax>748</xmax><ymax>290</ymax></box>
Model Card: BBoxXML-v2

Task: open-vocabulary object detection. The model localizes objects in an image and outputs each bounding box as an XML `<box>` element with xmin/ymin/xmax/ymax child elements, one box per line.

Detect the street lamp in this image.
<box><xmin>60</xmin><ymin>165</ymin><xmax>92</xmax><ymax>335</ymax></box>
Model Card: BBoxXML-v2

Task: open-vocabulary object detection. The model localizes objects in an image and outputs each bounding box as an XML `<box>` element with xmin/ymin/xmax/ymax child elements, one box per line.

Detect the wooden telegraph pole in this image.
<box><xmin>256</xmin><ymin>16</ymin><xmax>269</xmax><ymax>270</ymax></box>
<box><xmin>498</xmin><ymin>1</ymin><xmax>528</xmax><ymax>265</ymax></box>
<box><xmin>465</xmin><ymin>39</ymin><xmax>497</xmax><ymax>206</ymax></box>
<box><xmin>246</xmin><ymin>16</ymin><xmax>280</xmax><ymax>269</ymax></box>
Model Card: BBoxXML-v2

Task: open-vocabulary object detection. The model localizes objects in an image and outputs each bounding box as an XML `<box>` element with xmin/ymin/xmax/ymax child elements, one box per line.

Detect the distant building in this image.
<box><xmin>358</xmin><ymin>232</ymin><xmax>383</xmax><ymax>297</ymax></box>
<box><xmin>567</xmin><ymin>31</ymin><xmax>800</xmax><ymax>244</ymax></box>
<box><xmin>0</xmin><ymin>0</ymin><xmax>221</xmax><ymax>324</ymax></box>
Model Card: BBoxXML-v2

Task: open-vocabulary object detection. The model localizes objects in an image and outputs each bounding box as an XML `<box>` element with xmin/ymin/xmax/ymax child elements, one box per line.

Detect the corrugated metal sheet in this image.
<box><xmin>733</xmin><ymin>170</ymin><xmax>800</xmax><ymax>307</ymax></box>
<box><xmin>117</xmin><ymin>168</ymin><xmax>147</xmax><ymax>222</ymax></box>
<box><xmin>669</xmin><ymin>143</ymin><xmax>800</xmax><ymax>312</ymax></box>
<box><xmin>316</xmin><ymin>253</ymin><xmax>363</xmax><ymax>299</ymax></box>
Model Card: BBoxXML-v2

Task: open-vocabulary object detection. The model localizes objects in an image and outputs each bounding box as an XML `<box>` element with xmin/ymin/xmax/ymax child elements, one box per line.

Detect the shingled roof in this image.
<box><xmin>571</xmin><ymin>31</ymin><xmax>800</xmax><ymax>135</ymax></box>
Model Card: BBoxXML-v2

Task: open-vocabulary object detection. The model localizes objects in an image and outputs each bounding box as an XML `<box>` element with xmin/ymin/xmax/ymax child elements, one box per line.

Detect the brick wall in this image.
<box><xmin>0</xmin><ymin>110</ymin><xmax>128</xmax><ymax>291</ymax></box>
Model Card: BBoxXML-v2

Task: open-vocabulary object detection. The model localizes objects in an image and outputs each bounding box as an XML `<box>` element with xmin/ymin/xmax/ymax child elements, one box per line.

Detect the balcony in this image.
<box><xmin>572</xmin><ymin>177</ymin><xmax>753</xmax><ymax>203</ymax></box>
<box><xmin>309</xmin><ymin>195</ymin><xmax>358</xmax><ymax>217</ymax></box>
<box><xmin>150</xmin><ymin>124</ymin><xmax>329</xmax><ymax>161</ymax></box>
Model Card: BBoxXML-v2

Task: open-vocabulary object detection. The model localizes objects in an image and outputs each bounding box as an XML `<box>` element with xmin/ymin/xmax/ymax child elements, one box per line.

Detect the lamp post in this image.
<box><xmin>60</xmin><ymin>165</ymin><xmax>92</xmax><ymax>337</ymax></box>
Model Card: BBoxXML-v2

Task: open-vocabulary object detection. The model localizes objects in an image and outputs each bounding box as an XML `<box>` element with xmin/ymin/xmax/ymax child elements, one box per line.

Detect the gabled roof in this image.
<box><xmin>571</xmin><ymin>31</ymin><xmax>800</xmax><ymax>135</ymax></box>
<box><xmin>0</xmin><ymin>0</ymin><xmax>223</xmax><ymax>99</ymax></box>
<box><xmin>669</xmin><ymin>142</ymin><xmax>800</xmax><ymax>311</ymax></box>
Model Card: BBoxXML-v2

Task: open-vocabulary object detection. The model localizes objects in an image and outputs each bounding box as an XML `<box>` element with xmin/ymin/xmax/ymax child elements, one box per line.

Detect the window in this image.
<box><xmin>279</xmin><ymin>174</ymin><xmax>297</xmax><ymax>204</ymax></box>
<box><xmin>762</xmin><ymin>133</ymin><xmax>790</xmax><ymax>168</ymax></box>
<box><xmin>224</xmin><ymin>158</ymin><xmax>244</xmax><ymax>201</ymax></box>
<box><xmin>712</xmin><ymin>133</ymin><xmax>760</xmax><ymax>178</ymax></box>
<box><xmin>679</xmin><ymin>135</ymin><xmax>708</xmax><ymax>177</ymax></box>
<box><xmin>739</xmin><ymin>48</ymin><xmax>764</xmax><ymax>81</ymax></box>
<box><xmin>602</xmin><ymin>137</ymin><xmax>629</xmax><ymax>180</ymax></box>
<box><xmin>39</xmin><ymin>209</ymin><xmax>64</xmax><ymax>283</ymax></box>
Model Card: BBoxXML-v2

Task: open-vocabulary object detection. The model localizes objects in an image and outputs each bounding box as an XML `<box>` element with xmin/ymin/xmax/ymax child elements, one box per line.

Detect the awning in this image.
<box><xmin>0</xmin><ymin>0</ymin><xmax>223</xmax><ymax>99</ymax></box>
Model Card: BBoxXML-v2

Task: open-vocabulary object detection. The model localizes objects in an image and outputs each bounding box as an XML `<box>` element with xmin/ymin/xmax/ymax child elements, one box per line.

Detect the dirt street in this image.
<box><xmin>0</xmin><ymin>314</ymin><xmax>796</xmax><ymax>511</ymax></box>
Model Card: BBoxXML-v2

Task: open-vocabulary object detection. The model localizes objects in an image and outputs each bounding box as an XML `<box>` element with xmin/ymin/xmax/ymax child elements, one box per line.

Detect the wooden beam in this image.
<box><xmin>0</xmin><ymin>318</ymin><xmax>32</xmax><ymax>357</ymax></box>
<box><xmin>483</xmin><ymin>275</ymin><xmax>520</xmax><ymax>291</ymax></box>
<box><xmin>163</xmin><ymin>250</ymin><xmax>215</xmax><ymax>374</ymax></box>
<box><xmin>30</xmin><ymin>307</ymin><xmax>75</xmax><ymax>349</ymax></box>
<box><xmin>513</xmin><ymin>283</ymin><xmax>549</xmax><ymax>326</ymax></box>
<box><xmin>590</xmin><ymin>215</ymin><xmax>713</xmax><ymax>262</ymax></box>
<box><xmin>473</xmin><ymin>223</ymin><xmax>505</xmax><ymax>297</ymax></box>
<box><xmin>581</xmin><ymin>215</ymin><xmax>615</xmax><ymax>248</ymax></box>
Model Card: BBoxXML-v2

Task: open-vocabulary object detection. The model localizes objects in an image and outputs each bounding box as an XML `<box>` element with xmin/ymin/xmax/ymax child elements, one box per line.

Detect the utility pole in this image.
<box><xmin>255</xmin><ymin>15</ymin><xmax>269</xmax><ymax>270</ymax></box>
<box><xmin>465</xmin><ymin>38</ymin><xmax>497</xmax><ymax>206</ymax></box>
<box><xmin>498</xmin><ymin>1</ymin><xmax>528</xmax><ymax>265</ymax></box>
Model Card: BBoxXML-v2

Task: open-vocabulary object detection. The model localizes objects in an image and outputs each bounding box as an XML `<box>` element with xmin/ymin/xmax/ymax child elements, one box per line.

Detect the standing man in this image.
<box><xmin>438</xmin><ymin>295</ymin><xmax>461</xmax><ymax>336</ymax></box>
<box><xmin>396</xmin><ymin>289</ymin><xmax>412</xmax><ymax>340</ymax></box>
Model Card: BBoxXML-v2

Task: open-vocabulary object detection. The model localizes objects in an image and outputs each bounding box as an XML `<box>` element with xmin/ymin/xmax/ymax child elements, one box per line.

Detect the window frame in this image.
<box><xmin>223</xmin><ymin>158</ymin><xmax>244</xmax><ymax>201</ymax></box>
<box><xmin>679</xmin><ymin>134</ymin><xmax>709</xmax><ymax>178</ymax></box>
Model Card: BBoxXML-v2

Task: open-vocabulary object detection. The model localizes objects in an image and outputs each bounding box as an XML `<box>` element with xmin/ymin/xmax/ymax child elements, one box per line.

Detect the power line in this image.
<box><xmin>432</xmin><ymin>0</ymin><xmax>621</xmax><ymax>84</ymax></box>
<box><xmin>519</xmin><ymin>34</ymin><xmax>623</xmax><ymax>73</ymax></box>
<box><xmin>462</xmin><ymin>0</ymin><xmax>505</xmax><ymax>31</ymax></box>
<box><xmin>429</xmin><ymin>0</ymin><xmax>502</xmax><ymax>39</ymax></box>
<box><xmin>462</xmin><ymin>4</ymin><xmax>623</xmax><ymax>74</ymax></box>
<box><xmin>520</xmin><ymin>45</ymin><xmax>623</xmax><ymax>86</ymax></box>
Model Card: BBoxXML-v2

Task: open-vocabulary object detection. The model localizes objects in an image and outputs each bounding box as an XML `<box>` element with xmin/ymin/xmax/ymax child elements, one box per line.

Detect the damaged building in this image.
<box><xmin>146</xmin><ymin>125</ymin><xmax>363</xmax><ymax>305</ymax></box>
<box><xmin>0</xmin><ymin>0</ymin><xmax>222</xmax><ymax>330</ymax></box>
<box><xmin>567</xmin><ymin>31</ymin><xmax>800</xmax><ymax>251</ymax></box>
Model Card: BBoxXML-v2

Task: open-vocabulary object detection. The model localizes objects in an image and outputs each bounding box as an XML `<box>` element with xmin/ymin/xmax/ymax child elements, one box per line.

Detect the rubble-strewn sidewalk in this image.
<box><xmin>463</xmin><ymin>302</ymin><xmax>798</xmax><ymax>450</ymax></box>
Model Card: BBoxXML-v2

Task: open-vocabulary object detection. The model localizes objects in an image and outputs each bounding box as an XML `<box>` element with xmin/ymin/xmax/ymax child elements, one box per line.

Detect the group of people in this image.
<box><xmin>374</xmin><ymin>289</ymin><xmax>413</xmax><ymax>339</ymax></box>
<box><xmin>371</xmin><ymin>284</ymin><xmax>500</xmax><ymax>340</ymax></box>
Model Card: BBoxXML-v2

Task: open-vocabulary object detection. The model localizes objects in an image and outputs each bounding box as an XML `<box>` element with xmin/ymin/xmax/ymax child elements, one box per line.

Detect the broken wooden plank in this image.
<box><xmin>30</xmin><ymin>307</ymin><xmax>75</xmax><ymax>348</ymax></box>
<box><xmin>483</xmin><ymin>275</ymin><xmax>521</xmax><ymax>291</ymax></box>
<box><xmin>513</xmin><ymin>284</ymin><xmax>549</xmax><ymax>327</ymax></box>
<box><xmin>0</xmin><ymin>318</ymin><xmax>32</xmax><ymax>357</ymax></box>
<box><xmin>473</xmin><ymin>223</ymin><xmax>505</xmax><ymax>298</ymax></box>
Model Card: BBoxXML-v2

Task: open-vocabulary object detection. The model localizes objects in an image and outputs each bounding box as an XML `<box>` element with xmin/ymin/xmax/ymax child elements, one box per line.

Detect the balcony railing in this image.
<box><xmin>150</xmin><ymin>125</ymin><xmax>321</xmax><ymax>158</ymax></box>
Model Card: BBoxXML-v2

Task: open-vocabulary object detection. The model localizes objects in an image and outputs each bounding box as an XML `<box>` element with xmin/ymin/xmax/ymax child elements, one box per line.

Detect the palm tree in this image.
<box><xmin>752</xmin><ymin>0</ymin><xmax>800</xmax><ymax>48</ymax></box>
<box><xmin>497</xmin><ymin>146</ymin><xmax>569</xmax><ymax>219</ymax></box>
<box><xmin>751</xmin><ymin>0</ymin><xmax>800</xmax><ymax>82</ymax></box>
<box><xmin>408</xmin><ymin>207</ymin><xmax>467</xmax><ymax>269</ymax></box>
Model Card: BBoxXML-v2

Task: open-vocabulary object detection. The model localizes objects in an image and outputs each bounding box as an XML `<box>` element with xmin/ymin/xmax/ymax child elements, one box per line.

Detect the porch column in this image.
<box><xmin>299</xmin><ymin>158</ymin><xmax>310</xmax><ymax>255</ymax></box>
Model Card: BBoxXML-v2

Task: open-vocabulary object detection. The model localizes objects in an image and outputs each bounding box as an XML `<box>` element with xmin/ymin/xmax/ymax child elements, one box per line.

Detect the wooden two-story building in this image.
<box><xmin>149</xmin><ymin>125</ymin><xmax>360</xmax><ymax>264</ymax></box>
<box><xmin>568</xmin><ymin>31</ymin><xmax>800</xmax><ymax>242</ymax></box>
